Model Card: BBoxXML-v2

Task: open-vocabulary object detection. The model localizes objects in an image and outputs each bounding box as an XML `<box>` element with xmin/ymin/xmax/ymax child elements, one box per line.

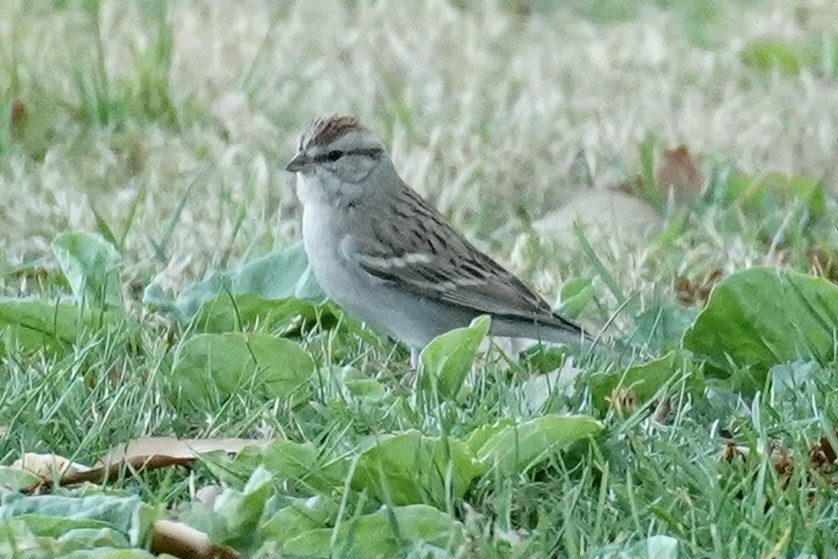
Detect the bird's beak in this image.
<box><xmin>285</xmin><ymin>153</ymin><xmax>309</xmax><ymax>173</ymax></box>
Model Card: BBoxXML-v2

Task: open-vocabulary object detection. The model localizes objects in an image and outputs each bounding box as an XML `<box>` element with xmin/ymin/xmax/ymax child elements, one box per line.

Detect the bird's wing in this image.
<box><xmin>343</xmin><ymin>190</ymin><xmax>577</xmax><ymax>332</ymax></box>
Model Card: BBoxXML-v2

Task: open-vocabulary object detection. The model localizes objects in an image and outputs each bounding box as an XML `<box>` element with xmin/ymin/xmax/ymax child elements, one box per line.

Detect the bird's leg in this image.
<box><xmin>400</xmin><ymin>347</ymin><xmax>422</xmax><ymax>387</ymax></box>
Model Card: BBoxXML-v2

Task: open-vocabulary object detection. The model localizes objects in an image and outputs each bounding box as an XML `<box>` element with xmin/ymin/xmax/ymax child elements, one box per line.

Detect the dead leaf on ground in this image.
<box><xmin>531</xmin><ymin>144</ymin><xmax>704</xmax><ymax>247</ymax></box>
<box><xmin>769</xmin><ymin>442</ymin><xmax>794</xmax><ymax>477</ymax></box>
<box><xmin>809</xmin><ymin>428</ymin><xmax>838</xmax><ymax>473</ymax></box>
<box><xmin>13</xmin><ymin>437</ymin><xmax>267</xmax><ymax>491</ymax></box>
<box><xmin>9</xmin><ymin>98</ymin><xmax>26</xmax><ymax>132</ymax></box>
<box><xmin>0</xmin><ymin>425</ymin><xmax>8</xmax><ymax>438</ymax></box>
<box><xmin>97</xmin><ymin>437</ymin><xmax>261</xmax><ymax>469</ymax></box>
<box><xmin>12</xmin><ymin>453</ymin><xmax>93</xmax><ymax>482</ymax></box>
<box><xmin>722</xmin><ymin>431</ymin><xmax>838</xmax><ymax>488</ymax></box>
<box><xmin>652</xmin><ymin>397</ymin><xmax>673</xmax><ymax>424</ymax></box>
<box><xmin>656</xmin><ymin>146</ymin><xmax>703</xmax><ymax>200</ymax></box>
<box><xmin>674</xmin><ymin>268</ymin><xmax>723</xmax><ymax>306</ymax></box>
<box><xmin>720</xmin><ymin>441</ymin><xmax>748</xmax><ymax>463</ymax></box>
<box><xmin>151</xmin><ymin>519</ymin><xmax>239</xmax><ymax>559</ymax></box>
<box><xmin>605</xmin><ymin>387</ymin><xmax>638</xmax><ymax>418</ymax></box>
<box><xmin>615</xmin><ymin>144</ymin><xmax>704</xmax><ymax>203</ymax></box>
<box><xmin>720</xmin><ymin>441</ymin><xmax>793</xmax><ymax>478</ymax></box>
<box><xmin>806</xmin><ymin>247</ymin><xmax>838</xmax><ymax>283</ymax></box>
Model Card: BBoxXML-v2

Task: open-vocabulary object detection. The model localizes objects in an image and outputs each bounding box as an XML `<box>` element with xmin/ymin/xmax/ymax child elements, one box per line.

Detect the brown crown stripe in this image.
<box><xmin>303</xmin><ymin>115</ymin><xmax>366</xmax><ymax>150</ymax></box>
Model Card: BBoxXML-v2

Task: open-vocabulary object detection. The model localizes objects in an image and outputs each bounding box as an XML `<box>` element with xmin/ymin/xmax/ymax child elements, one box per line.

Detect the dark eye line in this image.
<box><xmin>312</xmin><ymin>147</ymin><xmax>383</xmax><ymax>164</ymax></box>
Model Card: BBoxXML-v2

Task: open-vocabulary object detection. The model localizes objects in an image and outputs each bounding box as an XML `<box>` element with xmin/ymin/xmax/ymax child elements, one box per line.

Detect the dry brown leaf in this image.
<box><xmin>806</xmin><ymin>247</ymin><xmax>838</xmax><ymax>283</ymax></box>
<box><xmin>674</xmin><ymin>268</ymin><xmax>723</xmax><ymax>306</ymax></box>
<box><xmin>656</xmin><ymin>145</ymin><xmax>703</xmax><ymax>200</ymax></box>
<box><xmin>9</xmin><ymin>98</ymin><xmax>26</xmax><ymax>132</ymax></box>
<box><xmin>652</xmin><ymin>397</ymin><xmax>673</xmax><ymax>424</ymax></box>
<box><xmin>809</xmin><ymin>429</ymin><xmax>838</xmax><ymax>473</ymax></box>
<box><xmin>612</xmin><ymin>175</ymin><xmax>643</xmax><ymax>197</ymax></box>
<box><xmin>151</xmin><ymin>520</ymin><xmax>239</xmax><ymax>559</ymax></box>
<box><xmin>720</xmin><ymin>441</ymin><xmax>792</xmax><ymax>475</ymax></box>
<box><xmin>605</xmin><ymin>387</ymin><xmax>638</xmax><ymax>418</ymax></box>
<box><xmin>532</xmin><ymin>144</ymin><xmax>703</xmax><ymax>247</ymax></box>
<box><xmin>769</xmin><ymin>442</ymin><xmax>794</xmax><ymax>477</ymax></box>
<box><xmin>12</xmin><ymin>453</ymin><xmax>93</xmax><ymax>481</ymax></box>
<box><xmin>614</xmin><ymin>145</ymin><xmax>703</xmax><ymax>204</ymax></box>
<box><xmin>97</xmin><ymin>437</ymin><xmax>261</xmax><ymax>469</ymax></box>
<box><xmin>12</xmin><ymin>453</ymin><xmax>116</xmax><ymax>492</ymax></box>
<box><xmin>723</xmin><ymin>431</ymin><xmax>838</xmax><ymax>491</ymax></box>
<box><xmin>720</xmin><ymin>441</ymin><xmax>749</xmax><ymax>463</ymax></box>
<box><xmin>13</xmin><ymin>437</ymin><xmax>266</xmax><ymax>491</ymax></box>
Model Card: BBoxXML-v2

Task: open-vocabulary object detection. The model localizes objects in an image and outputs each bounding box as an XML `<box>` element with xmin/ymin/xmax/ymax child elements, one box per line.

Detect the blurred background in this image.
<box><xmin>1</xmin><ymin>0</ymin><xmax>836</xmax><ymax>295</ymax></box>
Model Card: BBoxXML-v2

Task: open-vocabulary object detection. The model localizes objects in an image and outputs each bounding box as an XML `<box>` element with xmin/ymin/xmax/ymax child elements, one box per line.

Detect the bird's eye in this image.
<box><xmin>326</xmin><ymin>150</ymin><xmax>343</xmax><ymax>162</ymax></box>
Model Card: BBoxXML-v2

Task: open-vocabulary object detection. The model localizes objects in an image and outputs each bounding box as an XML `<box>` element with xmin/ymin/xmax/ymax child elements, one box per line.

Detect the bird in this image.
<box><xmin>285</xmin><ymin>114</ymin><xmax>594</xmax><ymax>365</ymax></box>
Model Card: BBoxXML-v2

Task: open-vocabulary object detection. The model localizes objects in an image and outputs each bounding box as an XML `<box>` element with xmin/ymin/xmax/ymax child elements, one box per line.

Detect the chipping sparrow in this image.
<box><xmin>286</xmin><ymin>115</ymin><xmax>593</xmax><ymax>364</ymax></box>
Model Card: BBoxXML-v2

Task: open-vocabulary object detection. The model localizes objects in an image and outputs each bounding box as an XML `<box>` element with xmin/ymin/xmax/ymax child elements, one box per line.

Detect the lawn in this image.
<box><xmin>1</xmin><ymin>0</ymin><xmax>838</xmax><ymax>557</ymax></box>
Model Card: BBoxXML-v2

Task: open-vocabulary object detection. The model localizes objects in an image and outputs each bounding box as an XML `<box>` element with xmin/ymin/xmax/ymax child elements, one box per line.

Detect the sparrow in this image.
<box><xmin>286</xmin><ymin>115</ymin><xmax>592</xmax><ymax>364</ymax></box>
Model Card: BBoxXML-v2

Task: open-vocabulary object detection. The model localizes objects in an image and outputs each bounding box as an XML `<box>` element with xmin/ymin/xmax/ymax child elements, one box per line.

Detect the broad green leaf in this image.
<box><xmin>259</xmin><ymin>440</ymin><xmax>348</xmax><ymax>492</ymax></box>
<box><xmin>823</xmin><ymin>34</ymin><xmax>838</xmax><ymax>78</ymax></box>
<box><xmin>0</xmin><ymin>494</ymin><xmax>156</xmax><ymax>547</ymax></box>
<box><xmin>0</xmin><ymin>520</ymin><xmax>36</xmax><ymax>555</ymax></box>
<box><xmin>520</xmin><ymin>344</ymin><xmax>571</xmax><ymax>374</ymax></box>
<box><xmin>52</xmin><ymin>231</ymin><xmax>123</xmax><ymax>308</ymax></box>
<box><xmin>200</xmin><ymin>466</ymin><xmax>273</xmax><ymax>552</ymax></box>
<box><xmin>630</xmin><ymin>302</ymin><xmax>697</xmax><ymax>353</ymax></box>
<box><xmin>465</xmin><ymin>419</ymin><xmax>516</xmax><ymax>454</ymax></box>
<box><xmin>262</xmin><ymin>496</ymin><xmax>337</xmax><ymax>544</ymax></box>
<box><xmin>192</xmin><ymin>292</ymin><xmax>318</xmax><ymax>333</ymax></box>
<box><xmin>90</xmin><ymin>202</ymin><xmax>121</xmax><ymax>249</ymax></box>
<box><xmin>682</xmin><ymin>267</ymin><xmax>838</xmax><ymax>378</ymax></box>
<box><xmin>161</xmin><ymin>242</ymin><xmax>325</xmax><ymax>323</ymax></box>
<box><xmin>0</xmin><ymin>517</ymin><xmax>150</xmax><ymax>558</ymax></box>
<box><xmin>140</xmin><ymin>282</ymin><xmax>174</xmax><ymax>313</ymax></box>
<box><xmin>231</xmin><ymin>243</ymin><xmax>324</xmax><ymax>301</ymax></box>
<box><xmin>0</xmin><ymin>467</ymin><xmax>41</xmax><ymax>493</ymax></box>
<box><xmin>61</xmin><ymin>549</ymin><xmax>156</xmax><ymax>559</ymax></box>
<box><xmin>476</xmin><ymin>415</ymin><xmax>602</xmax><ymax>477</ymax></box>
<box><xmin>169</xmin><ymin>332</ymin><xmax>315</xmax><ymax>408</ymax></box>
<box><xmin>419</xmin><ymin>315</ymin><xmax>490</xmax><ymax>399</ymax></box>
<box><xmin>0</xmin><ymin>299</ymin><xmax>121</xmax><ymax>357</ymax></box>
<box><xmin>4</xmin><ymin>515</ymin><xmax>111</xmax><ymax>538</ymax></box>
<box><xmin>165</xmin><ymin>273</ymin><xmax>230</xmax><ymax>321</ymax></box>
<box><xmin>741</xmin><ymin>39</ymin><xmax>807</xmax><ymax>75</ymax></box>
<box><xmin>589</xmin><ymin>352</ymin><xmax>679</xmax><ymax>413</ymax></box>
<box><xmin>55</xmin><ymin>527</ymin><xmax>130</xmax><ymax>552</ymax></box>
<box><xmin>281</xmin><ymin>504</ymin><xmax>464</xmax><ymax>559</ymax></box>
<box><xmin>521</xmin><ymin>360</ymin><xmax>583</xmax><ymax>413</ymax></box>
<box><xmin>557</xmin><ymin>277</ymin><xmax>594</xmax><ymax>318</ymax></box>
<box><xmin>719</xmin><ymin>172</ymin><xmax>827</xmax><ymax>231</ymax></box>
<box><xmin>642</xmin><ymin>534</ymin><xmax>679</xmax><ymax>559</ymax></box>
<box><xmin>330</xmin><ymin>366</ymin><xmax>389</xmax><ymax>400</ymax></box>
<box><xmin>343</xmin><ymin>378</ymin><xmax>386</xmax><ymax>399</ymax></box>
<box><xmin>769</xmin><ymin>361</ymin><xmax>819</xmax><ymax>417</ymax></box>
<box><xmin>293</xmin><ymin>264</ymin><xmax>325</xmax><ymax>301</ymax></box>
<box><xmin>352</xmin><ymin>431</ymin><xmax>483</xmax><ymax>506</ymax></box>
<box><xmin>633</xmin><ymin>133</ymin><xmax>666</xmax><ymax>212</ymax></box>
<box><xmin>221</xmin><ymin>465</ymin><xmax>274</xmax><ymax>524</ymax></box>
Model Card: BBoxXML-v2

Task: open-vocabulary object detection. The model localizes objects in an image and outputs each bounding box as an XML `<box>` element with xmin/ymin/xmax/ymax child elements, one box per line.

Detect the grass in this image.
<box><xmin>1</xmin><ymin>0</ymin><xmax>838</xmax><ymax>557</ymax></box>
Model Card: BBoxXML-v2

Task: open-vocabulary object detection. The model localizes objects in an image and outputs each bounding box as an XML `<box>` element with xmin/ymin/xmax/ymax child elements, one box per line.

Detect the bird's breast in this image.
<box><xmin>301</xmin><ymin>203</ymin><xmax>363</xmax><ymax>301</ymax></box>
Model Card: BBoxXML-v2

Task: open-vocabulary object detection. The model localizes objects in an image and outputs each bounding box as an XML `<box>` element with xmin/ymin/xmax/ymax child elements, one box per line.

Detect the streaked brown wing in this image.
<box><xmin>347</xmin><ymin>189</ymin><xmax>556</xmax><ymax>322</ymax></box>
